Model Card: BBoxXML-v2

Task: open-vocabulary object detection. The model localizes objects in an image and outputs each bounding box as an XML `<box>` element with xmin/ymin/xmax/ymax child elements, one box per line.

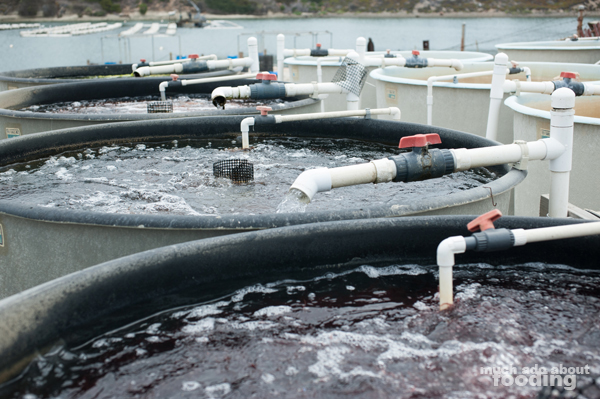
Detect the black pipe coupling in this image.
<box><xmin>310</xmin><ymin>44</ymin><xmax>329</xmax><ymax>57</ymax></box>
<box><xmin>388</xmin><ymin>133</ymin><xmax>455</xmax><ymax>182</ymax></box>
<box><xmin>404</xmin><ymin>50</ymin><xmax>428</xmax><ymax>68</ymax></box>
<box><xmin>508</xmin><ymin>67</ymin><xmax>525</xmax><ymax>75</ymax></box>
<box><xmin>250</xmin><ymin>73</ymin><xmax>287</xmax><ymax>100</ymax></box>
<box><xmin>137</xmin><ymin>59</ymin><xmax>149</xmax><ymax>68</ymax></box>
<box><xmin>181</xmin><ymin>60</ymin><xmax>209</xmax><ymax>74</ymax></box>
<box><xmin>465</xmin><ymin>229</ymin><xmax>515</xmax><ymax>252</ymax></box>
<box><xmin>553</xmin><ymin>72</ymin><xmax>585</xmax><ymax>96</ymax></box>
<box><xmin>253</xmin><ymin>106</ymin><xmax>277</xmax><ymax>126</ymax></box>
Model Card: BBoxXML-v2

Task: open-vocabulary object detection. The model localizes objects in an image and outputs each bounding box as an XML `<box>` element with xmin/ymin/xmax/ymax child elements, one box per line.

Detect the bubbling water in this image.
<box><xmin>1</xmin><ymin>263</ymin><xmax>599</xmax><ymax>398</ymax></box>
<box><xmin>0</xmin><ymin>137</ymin><xmax>496</xmax><ymax>216</ymax></box>
<box><xmin>276</xmin><ymin>188</ymin><xmax>310</xmax><ymax>213</ymax></box>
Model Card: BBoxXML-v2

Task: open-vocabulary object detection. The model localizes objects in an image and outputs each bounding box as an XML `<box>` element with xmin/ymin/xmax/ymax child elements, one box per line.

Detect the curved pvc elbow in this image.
<box><xmin>389</xmin><ymin>107</ymin><xmax>401</xmax><ymax>120</ymax></box>
<box><xmin>159</xmin><ymin>81</ymin><xmax>169</xmax><ymax>101</ymax></box>
<box><xmin>133</xmin><ymin>66</ymin><xmax>150</xmax><ymax>77</ymax></box>
<box><xmin>211</xmin><ymin>86</ymin><xmax>234</xmax><ymax>108</ymax></box>
<box><xmin>437</xmin><ymin>236</ymin><xmax>466</xmax><ymax>268</ymax></box>
<box><xmin>450</xmin><ymin>59</ymin><xmax>463</xmax><ymax>71</ymax></box>
<box><xmin>289</xmin><ymin>168</ymin><xmax>332</xmax><ymax>202</ymax></box>
<box><xmin>240</xmin><ymin>117</ymin><xmax>255</xmax><ymax>149</ymax></box>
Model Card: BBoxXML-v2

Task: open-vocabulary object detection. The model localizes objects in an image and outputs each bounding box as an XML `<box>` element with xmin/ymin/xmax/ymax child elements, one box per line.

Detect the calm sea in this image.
<box><xmin>0</xmin><ymin>16</ymin><xmax>579</xmax><ymax>72</ymax></box>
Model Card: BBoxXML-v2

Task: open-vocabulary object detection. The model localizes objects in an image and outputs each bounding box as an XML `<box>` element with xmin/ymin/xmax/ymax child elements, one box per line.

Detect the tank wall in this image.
<box><xmin>0</xmin><ymin>212</ymin><xmax>239</xmax><ymax>299</ymax></box>
<box><xmin>375</xmin><ymin>80</ymin><xmax>516</xmax><ymax>144</ymax></box>
<box><xmin>512</xmin><ymin>111</ymin><xmax>600</xmax><ymax>216</ymax></box>
<box><xmin>501</xmin><ymin>48</ymin><xmax>600</xmax><ymax>64</ymax></box>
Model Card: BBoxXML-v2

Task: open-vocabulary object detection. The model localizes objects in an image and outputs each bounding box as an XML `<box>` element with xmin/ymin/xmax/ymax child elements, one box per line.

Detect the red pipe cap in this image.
<box><xmin>256</xmin><ymin>73</ymin><xmax>277</xmax><ymax>81</ymax></box>
<box><xmin>398</xmin><ymin>133</ymin><xmax>441</xmax><ymax>149</ymax></box>
<box><xmin>170</xmin><ymin>74</ymin><xmax>179</xmax><ymax>81</ymax></box>
<box><xmin>256</xmin><ymin>106</ymin><xmax>272</xmax><ymax>116</ymax></box>
<box><xmin>140</xmin><ymin>58</ymin><xmax>146</xmax><ymax>63</ymax></box>
<box><xmin>467</xmin><ymin>209</ymin><xmax>503</xmax><ymax>232</ymax></box>
<box><xmin>188</xmin><ymin>54</ymin><xmax>199</xmax><ymax>59</ymax></box>
<box><xmin>412</xmin><ymin>50</ymin><xmax>420</xmax><ymax>56</ymax></box>
<box><xmin>560</xmin><ymin>71</ymin><xmax>577</xmax><ymax>79</ymax></box>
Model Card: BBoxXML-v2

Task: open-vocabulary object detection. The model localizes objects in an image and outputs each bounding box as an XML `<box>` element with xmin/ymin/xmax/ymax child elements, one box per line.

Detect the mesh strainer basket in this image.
<box><xmin>147</xmin><ymin>101</ymin><xmax>173</xmax><ymax>114</ymax></box>
<box><xmin>331</xmin><ymin>57</ymin><xmax>368</xmax><ymax>97</ymax></box>
<box><xmin>213</xmin><ymin>159</ymin><xmax>254</xmax><ymax>183</ymax></box>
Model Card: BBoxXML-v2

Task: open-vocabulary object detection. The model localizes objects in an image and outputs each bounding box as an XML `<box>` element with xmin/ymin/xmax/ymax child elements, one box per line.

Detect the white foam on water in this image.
<box><xmin>172</xmin><ymin>301</ymin><xmax>229</xmax><ymax>320</ymax></box>
<box><xmin>181</xmin><ymin>381</ymin><xmax>201</xmax><ymax>391</ymax></box>
<box><xmin>253</xmin><ymin>305</ymin><xmax>292</xmax><ymax>318</ymax></box>
<box><xmin>231</xmin><ymin>284</ymin><xmax>278</xmax><ymax>302</ymax></box>
<box><xmin>205</xmin><ymin>382</ymin><xmax>231</xmax><ymax>398</ymax></box>
<box><xmin>229</xmin><ymin>320</ymin><xmax>279</xmax><ymax>331</ymax></box>
<box><xmin>181</xmin><ymin>318</ymin><xmax>216</xmax><ymax>334</ymax></box>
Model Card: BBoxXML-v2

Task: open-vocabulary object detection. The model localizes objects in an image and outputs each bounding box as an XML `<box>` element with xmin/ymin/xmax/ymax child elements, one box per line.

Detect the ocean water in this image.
<box><xmin>0</xmin><ymin>17</ymin><xmax>579</xmax><ymax>72</ymax></box>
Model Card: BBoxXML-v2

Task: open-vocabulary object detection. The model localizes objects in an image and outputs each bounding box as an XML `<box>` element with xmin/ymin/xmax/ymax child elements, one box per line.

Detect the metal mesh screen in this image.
<box><xmin>147</xmin><ymin>101</ymin><xmax>173</xmax><ymax>114</ymax></box>
<box><xmin>331</xmin><ymin>57</ymin><xmax>368</xmax><ymax>97</ymax></box>
<box><xmin>213</xmin><ymin>159</ymin><xmax>254</xmax><ymax>183</ymax></box>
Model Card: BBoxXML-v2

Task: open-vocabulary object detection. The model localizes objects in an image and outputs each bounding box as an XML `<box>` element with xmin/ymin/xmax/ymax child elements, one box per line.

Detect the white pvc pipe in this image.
<box><xmin>436</xmin><ymin>236</ymin><xmax>467</xmax><ymax>310</ymax></box>
<box><xmin>317</xmin><ymin>56</ymin><xmax>343</xmax><ymax>112</ymax></box>
<box><xmin>160</xmin><ymin>73</ymin><xmax>258</xmax><ymax>101</ymax></box>
<box><xmin>150</xmin><ymin>55</ymin><xmax>217</xmax><ymax>67</ymax></box>
<box><xmin>248</xmin><ymin>37</ymin><xmax>260</xmax><ymax>74</ymax></box>
<box><xmin>277</xmin><ymin>34</ymin><xmax>285</xmax><ymax>81</ymax></box>
<box><xmin>240</xmin><ymin>117</ymin><xmax>254</xmax><ymax>149</ymax></box>
<box><xmin>206</xmin><ymin>57</ymin><xmax>254</xmax><ymax>71</ymax></box>
<box><xmin>520</xmin><ymin>222</ymin><xmax>600</xmax><ymax>243</ymax></box>
<box><xmin>273</xmin><ymin>107</ymin><xmax>401</xmax><ymax>123</ymax></box>
<box><xmin>356</xmin><ymin>37</ymin><xmax>367</xmax><ymax>61</ymax></box>
<box><xmin>451</xmin><ymin>140</ymin><xmax>552</xmax><ymax>171</ymax></box>
<box><xmin>426</xmin><ymin>58</ymin><xmax>464</xmax><ymax>71</ymax></box>
<box><xmin>548</xmin><ymin>88</ymin><xmax>575</xmax><ymax>218</ymax></box>
<box><xmin>485</xmin><ymin>52</ymin><xmax>509</xmax><ymax>141</ymax></box>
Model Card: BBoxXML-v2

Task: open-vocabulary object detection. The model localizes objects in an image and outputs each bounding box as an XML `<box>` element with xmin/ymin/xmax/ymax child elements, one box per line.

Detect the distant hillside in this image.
<box><xmin>0</xmin><ymin>0</ymin><xmax>597</xmax><ymax>19</ymax></box>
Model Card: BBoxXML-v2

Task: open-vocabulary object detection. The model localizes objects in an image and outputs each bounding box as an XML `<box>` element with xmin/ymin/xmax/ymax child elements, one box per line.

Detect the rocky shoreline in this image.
<box><xmin>1</xmin><ymin>8</ymin><xmax>599</xmax><ymax>22</ymax></box>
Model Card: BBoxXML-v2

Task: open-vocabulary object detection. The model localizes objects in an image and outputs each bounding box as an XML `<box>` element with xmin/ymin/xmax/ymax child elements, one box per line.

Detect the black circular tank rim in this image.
<box><xmin>0</xmin><ymin>117</ymin><xmax>525</xmax><ymax>229</ymax></box>
<box><xmin>0</xmin><ymin>64</ymin><xmax>136</xmax><ymax>82</ymax></box>
<box><xmin>0</xmin><ymin>76</ymin><xmax>315</xmax><ymax>120</ymax></box>
<box><xmin>0</xmin><ymin>215</ymin><xmax>596</xmax><ymax>385</ymax></box>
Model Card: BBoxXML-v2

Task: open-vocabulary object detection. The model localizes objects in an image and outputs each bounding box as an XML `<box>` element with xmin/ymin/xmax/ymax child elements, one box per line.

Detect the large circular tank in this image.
<box><xmin>505</xmin><ymin>93</ymin><xmax>600</xmax><ymax>217</ymax></box>
<box><xmin>0</xmin><ymin>215</ymin><xmax>598</xmax><ymax>397</ymax></box>
<box><xmin>285</xmin><ymin>50</ymin><xmax>493</xmax><ymax>113</ymax></box>
<box><xmin>496</xmin><ymin>39</ymin><xmax>600</xmax><ymax>64</ymax></box>
<box><xmin>371</xmin><ymin>61</ymin><xmax>600</xmax><ymax>144</ymax></box>
<box><xmin>0</xmin><ymin>78</ymin><xmax>320</xmax><ymax>139</ymax></box>
<box><xmin>0</xmin><ymin>64</ymin><xmax>237</xmax><ymax>92</ymax></box>
<box><xmin>0</xmin><ymin>117</ymin><xmax>524</xmax><ymax>298</ymax></box>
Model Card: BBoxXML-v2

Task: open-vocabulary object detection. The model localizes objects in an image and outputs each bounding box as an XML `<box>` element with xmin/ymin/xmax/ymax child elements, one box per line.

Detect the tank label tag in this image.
<box><xmin>385</xmin><ymin>84</ymin><xmax>397</xmax><ymax>105</ymax></box>
<box><xmin>6</xmin><ymin>127</ymin><xmax>20</xmax><ymax>139</ymax></box>
<box><xmin>0</xmin><ymin>224</ymin><xmax>4</xmax><ymax>247</ymax></box>
<box><xmin>7</xmin><ymin>85</ymin><xmax>18</xmax><ymax>91</ymax></box>
<box><xmin>540</xmin><ymin>128</ymin><xmax>550</xmax><ymax>139</ymax></box>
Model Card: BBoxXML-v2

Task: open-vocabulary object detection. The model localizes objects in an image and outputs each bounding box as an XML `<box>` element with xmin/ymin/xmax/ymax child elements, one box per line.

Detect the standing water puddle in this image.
<box><xmin>1</xmin><ymin>263</ymin><xmax>598</xmax><ymax>398</ymax></box>
<box><xmin>0</xmin><ymin>137</ymin><xmax>496</xmax><ymax>215</ymax></box>
<box><xmin>19</xmin><ymin>95</ymin><xmax>283</xmax><ymax>114</ymax></box>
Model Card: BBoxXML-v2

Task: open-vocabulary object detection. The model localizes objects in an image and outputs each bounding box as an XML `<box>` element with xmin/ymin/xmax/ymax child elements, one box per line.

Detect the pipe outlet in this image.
<box><xmin>290</xmin><ymin>168</ymin><xmax>333</xmax><ymax>201</ymax></box>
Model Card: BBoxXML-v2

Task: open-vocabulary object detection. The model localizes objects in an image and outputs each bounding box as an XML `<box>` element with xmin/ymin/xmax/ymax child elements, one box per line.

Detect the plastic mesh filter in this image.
<box><xmin>213</xmin><ymin>159</ymin><xmax>254</xmax><ymax>183</ymax></box>
<box><xmin>147</xmin><ymin>101</ymin><xmax>173</xmax><ymax>113</ymax></box>
<box><xmin>331</xmin><ymin>57</ymin><xmax>368</xmax><ymax>97</ymax></box>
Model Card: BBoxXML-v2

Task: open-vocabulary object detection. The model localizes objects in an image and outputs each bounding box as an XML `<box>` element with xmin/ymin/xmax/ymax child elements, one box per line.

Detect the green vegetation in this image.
<box><xmin>139</xmin><ymin>1</ymin><xmax>147</xmax><ymax>14</ymax></box>
<box><xmin>205</xmin><ymin>0</ymin><xmax>256</xmax><ymax>14</ymax></box>
<box><xmin>18</xmin><ymin>0</ymin><xmax>40</xmax><ymax>16</ymax></box>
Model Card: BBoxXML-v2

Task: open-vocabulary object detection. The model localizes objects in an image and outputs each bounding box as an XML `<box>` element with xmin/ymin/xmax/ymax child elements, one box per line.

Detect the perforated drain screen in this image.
<box><xmin>147</xmin><ymin>101</ymin><xmax>173</xmax><ymax>113</ymax></box>
<box><xmin>331</xmin><ymin>57</ymin><xmax>368</xmax><ymax>97</ymax></box>
<box><xmin>213</xmin><ymin>159</ymin><xmax>254</xmax><ymax>183</ymax></box>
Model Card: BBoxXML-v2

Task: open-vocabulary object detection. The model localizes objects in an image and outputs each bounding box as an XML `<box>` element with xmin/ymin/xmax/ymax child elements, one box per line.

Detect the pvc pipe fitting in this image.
<box><xmin>485</xmin><ymin>52</ymin><xmax>509</xmax><ymax>141</ymax></box>
<box><xmin>247</xmin><ymin>37</ymin><xmax>259</xmax><ymax>74</ymax></box>
<box><xmin>436</xmin><ymin>236</ymin><xmax>466</xmax><ymax>310</ymax></box>
<box><xmin>277</xmin><ymin>34</ymin><xmax>285</xmax><ymax>81</ymax></box>
<box><xmin>240</xmin><ymin>117</ymin><xmax>254</xmax><ymax>149</ymax></box>
<box><xmin>289</xmin><ymin>168</ymin><xmax>332</xmax><ymax>201</ymax></box>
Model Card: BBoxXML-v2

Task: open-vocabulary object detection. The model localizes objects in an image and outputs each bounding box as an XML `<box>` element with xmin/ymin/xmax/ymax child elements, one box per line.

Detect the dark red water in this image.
<box><xmin>1</xmin><ymin>263</ymin><xmax>599</xmax><ymax>398</ymax></box>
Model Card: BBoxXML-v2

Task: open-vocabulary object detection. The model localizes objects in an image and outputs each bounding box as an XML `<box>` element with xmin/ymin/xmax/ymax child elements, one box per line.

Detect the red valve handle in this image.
<box><xmin>412</xmin><ymin>50</ymin><xmax>420</xmax><ymax>56</ymax></box>
<box><xmin>467</xmin><ymin>209</ymin><xmax>502</xmax><ymax>232</ymax></box>
<box><xmin>316</xmin><ymin>43</ymin><xmax>322</xmax><ymax>48</ymax></box>
<box><xmin>256</xmin><ymin>106</ymin><xmax>272</xmax><ymax>116</ymax></box>
<box><xmin>188</xmin><ymin>54</ymin><xmax>199</xmax><ymax>59</ymax></box>
<box><xmin>140</xmin><ymin>58</ymin><xmax>146</xmax><ymax>63</ymax></box>
<box><xmin>398</xmin><ymin>133</ymin><xmax>441</xmax><ymax>149</ymax></box>
<box><xmin>170</xmin><ymin>74</ymin><xmax>179</xmax><ymax>81</ymax></box>
<box><xmin>560</xmin><ymin>71</ymin><xmax>577</xmax><ymax>79</ymax></box>
<box><xmin>256</xmin><ymin>73</ymin><xmax>277</xmax><ymax>81</ymax></box>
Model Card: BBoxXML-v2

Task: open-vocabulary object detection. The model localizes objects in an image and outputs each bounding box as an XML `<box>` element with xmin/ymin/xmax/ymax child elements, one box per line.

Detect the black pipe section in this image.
<box><xmin>404</xmin><ymin>54</ymin><xmax>429</xmax><ymax>68</ymax></box>
<box><xmin>310</xmin><ymin>49</ymin><xmax>329</xmax><ymax>57</ymax></box>
<box><xmin>249</xmin><ymin>79</ymin><xmax>287</xmax><ymax>99</ymax></box>
<box><xmin>464</xmin><ymin>229</ymin><xmax>516</xmax><ymax>252</ymax></box>
<box><xmin>553</xmin><ymin>77</ymin><xmax>585</xmax><ymax>96</ymax></box>
<box><xmin>181</xmin><ymin>60</ymin><xmax>210</xmax><ymax>74</ymax></box>
<box><xmin>508</xmin><ymin>67</ymin><xmax>525</xmax><ymax>75</ymax></box>
<box><xmin>165</xmin><ymin>80</ymin><xmax>183</xmax><ymax>90</ymax></box>
<box><xmin>389</xmin><ymin>147</ymin><xmax>455</xmax><ymax>182</ymax></box>
<box><xmin>253</xmin><ymin>114</ymin><xmax>277</xmax><ymax>126</ymax></box>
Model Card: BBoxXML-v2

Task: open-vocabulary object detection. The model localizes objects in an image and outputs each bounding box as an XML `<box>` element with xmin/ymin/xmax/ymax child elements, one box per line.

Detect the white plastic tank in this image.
<box><xmin>505</xmin><ymin>93</ymin><xmax>600</xmax><ymax>216</ymax></box>
<box><xmin>284</xmin><ymin>50</ymin><xmax>493</xmax><ymax>113</ymax></box>
<box><xmin>372</xmin><ymin>61</ymin><xmax>600</xmax><ymax>144</ymax></box>
<box><xmin>496</xmin><ymin>38</ymin><xmax>600</xmax><ymax>64</ymax></box>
